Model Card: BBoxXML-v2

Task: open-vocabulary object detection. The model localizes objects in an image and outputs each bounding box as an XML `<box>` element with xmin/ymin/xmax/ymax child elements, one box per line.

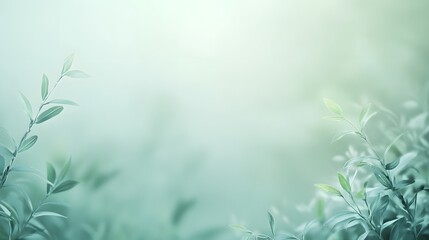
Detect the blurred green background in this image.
<box><xmin>0</xmin><ymin>1</ymin><xmax>428</xmax><ymax>239</ymax></box>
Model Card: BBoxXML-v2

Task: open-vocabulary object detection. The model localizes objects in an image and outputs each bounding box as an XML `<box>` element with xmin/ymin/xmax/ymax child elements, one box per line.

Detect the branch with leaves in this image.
<box><xmin>0</xmin><ymin>55</ymin><xmax>88</xmax><ymax>188</ymax></box>
<box><xmin>232</xmin><ymin>97</ymin><xmax>429</xmax><ymax>240</ymax></box>
<box><xmin>0</xmin><ymin>55</ymin><xmax>87</xmax><ymax>239</ymax></box>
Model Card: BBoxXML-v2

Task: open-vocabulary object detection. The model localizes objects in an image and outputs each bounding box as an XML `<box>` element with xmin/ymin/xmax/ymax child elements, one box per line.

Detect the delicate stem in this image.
<box><xmin>17</xmin><ymin>193</ymin><xmax>50</xmax><ymax>238</ymax></box>
<box><xmin>0</xmin><ymin>75</ymin><xmax>64</xmax><ymax>188</ymax></box>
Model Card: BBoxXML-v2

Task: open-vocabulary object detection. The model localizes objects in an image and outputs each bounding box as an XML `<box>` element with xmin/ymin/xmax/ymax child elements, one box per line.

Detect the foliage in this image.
<box><xmin>232</xmin><ymin>97</ymin><xmax>429</xmax><ymax>240</ymax></box>
<box><xmin>0</xmin><ymin>55</ymin><xmax>87</xmax><ymax>239</ymax></box>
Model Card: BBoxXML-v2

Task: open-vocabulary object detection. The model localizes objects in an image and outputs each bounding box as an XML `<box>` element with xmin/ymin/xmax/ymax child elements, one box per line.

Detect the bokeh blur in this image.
<box><xmin>0</xmin><ymin>1</ymin><xmax>428</xmax><ymax>239</ymax></box>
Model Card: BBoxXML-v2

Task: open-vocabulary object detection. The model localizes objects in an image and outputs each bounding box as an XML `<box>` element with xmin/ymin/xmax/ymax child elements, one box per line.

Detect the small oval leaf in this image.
<box><xmin>386</xmin><ymin>158</ymin><xmax>400</xmax><ymax>170</ymax></box>
<box><xmin>268</xmin><ymin>211</ymin><xmax>275</xmax><ymax>235</ymax></box>
<box><xmin>62</xmin><ymin>54</ymin><xmax>74</xmax><ymax>74</ymax></box>
<box><xmin>323</xmin><ymin>98</ymin><xmax>343</xmax><ymax>115</ymax></box>
<box><xmin>315</xmin><ymin>184</ymin><xmax>342</xmax><ymax>197</ymax></box>
<box><xmin>63</xmin><ymin>70</ymin><xmax>90</xmax><ymax>78</ymax></box>
<box><xmin>18</xmin><ymin>135</ymin><xmax>38</xmax><ymax>153</ymax></box>
<box><xmin>52</xmin><ymin>180</ymin><xmax>79</xmax><ymax>193</ymax></box>
<box><xmin>33</xmin><ymin>211</ymin><xmax>67</xmax><ymax>219</ymax></box>
<box><xmin>35</xmin><ymin>106</ymin><xmax>64</xmax><ymax>124</ymax></box>
<box><xmin>337</xmin><ymin>173</ymin><xmax>351</xmax><ymax>193</ymax></box>
<box><xmin>0</xmin><ymin>145</ymin><xmax>13</xmax><ymax>159</ymax></box>
<box><xmin>19</xmin><ymin>92</ymin><xmax>33</xmax><ymax>119</ymax></box>
<box><xmin>41</xmin><ymin>74</ymin><xmax>49</xmax><ymax>100</ymax></box>
<box><xmin>47</xmin><ymin>163</ymin><xmax>56</xmax><ymax>193</ymax></box>
<box><xmin>47</xmin><ymin>99</ymin><xmax>78</xmax><ymax>106</ymax></box>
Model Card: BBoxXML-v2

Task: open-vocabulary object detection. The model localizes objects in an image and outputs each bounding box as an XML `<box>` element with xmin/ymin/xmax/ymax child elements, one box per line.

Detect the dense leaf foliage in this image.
<box><xmin>233</xmin><ymin>97</ymin><xmax>429</xmax><ymax>240</ymax></box>
<box><xmin>0</xmin><ymin>56</ymin><xmax>87</xmax><ymax>239</ymax></box>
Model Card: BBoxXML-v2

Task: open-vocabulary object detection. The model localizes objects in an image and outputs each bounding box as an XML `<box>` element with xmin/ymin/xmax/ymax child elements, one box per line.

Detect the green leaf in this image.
<box><xmin>47</xmin><ymin>99</ymin><xmax>79</xmax><ymax>106</ymax></box>
<box><xmin>19</xmin><ymin>92</ymin><xmax>33</xmax><ymax>119</ymax></box>
<box><xmin>35</xmin><ymin>106</ymin><xmax>64</xmax><ymax>124</ymax></box>
<box><xmin>354</xmin><ymin>188</ymin><xmax>366</xmax><ymax>200</ymax></box>
<box><xmin>62</xmin><ymin>54</ymin><xmax>74</xmax><ymax>74</ymax></box>
<box><xmin>315</xmin><ymin>198</ymin><xmax>325</xmax><ymax>222</ymax></box>
<box><xmin>0</xmin><ymin>145</ymin><xmax>13</xmax><ymax>159</ymax></box>
<box><xmin>63</xmin><ymin>70</ymin><xmax>90</xmax><ymax>78</ymax></box>
<box><xmin>171</xmin><ymin>199</ymin><xmax>196</xmax><ymax>225</ymax></box>
<box><xmin>33</xmin><ymin>211</ymin><xmax>67</xmax><ymax>219</ymax></box>
<box><xmin>323</xmin><ymin>115</ymin><xmax>344</xmax><ymax>121</ymax></box>
<box><xmin>0</xmin><ymin>128</ymin><xmax>15</xmax><ymax>149</ymax></box>
<box><xmin>359</xmin><ymin>104</ymin><xmax>377</xmax><ymax>129</ymax></box>
<box><xmin>361</xmin><ymin>112</ymin><xmax>377</xmax><ymax>130</ymax></box>
<box><xmin>337</xmin><ymin>173</ymin><xmax>351</xmax><ymax>193</ymax></box>
<box><xmin>229</xmin><ymin>224</ymin><xmax>252</xmax><ymax>234</ymax></box>
<box><xmin>57</xmin><ymin>158</ymin><xmax>71</xmax><ymax>182</ymax></box>
<box><xmin>52</xmin><ymin>180</ymin><xmax>79</xmax><ymax>193</ymax></box>
<box><xmin>384</xmin><ymin>133</ymin><xmax>405</xmax><ymax>161</ymax></box>
<box><xmin>331</xmin><ymin>131</ymin><xmax>356</xmax><ymax>143</ymax></box>
<box><xmin>373</xmin><ymin>195</ymin><xmax>389</xmax><ymax>225</ymax></box>
<box><xmin>359</xmin><ymin>104</ymin><xmax>370</xmax><ymax>125</ymax></box>
<box><xmin>386</xmin><ymin>158</ymin><xmax>400</xmax><ymax>170</ymax></box>
<box><xmin>268</xmin><ymin>211</ymin><xmax>275</xmax><ymax>235</ymax></box>
<box><xmin>371</xmin><ymin>167</ymin><xmax>392</xmax><ymax>188</ymax></box>
<box><xmin>395</xmin><ymin>179</ymin><xmax>415</xmax><ymax>189</ymax></box>
<box><xmin>18</xmin><ymin>135</ymin><xmax>38</xmax><ymax>153</ymax></box>
<box><xmin>274</xmin><ymin>232</ymin><xmax>300</xmax><ymax>240</ymax></box>
<box><xmin>41</xmin><ymin>74</ymin><xmax>49</xmax><ymax>101</ymax></box>
<box><xmin>323</xmin><ymin>98</ymin><xmax>343</xmax><ymax>115</ymax></box>
<box><xmin>315</xmin><ymin>184</ymin><xmax>342</xmax><ymax>197</ymax></box>
<box><xmin>0</xmin><ymin>155</ymin><xmax>4</xmax><ymax>174</ymax></box>
<box><xmin>47</xmin><ymin>163</ymin><xmax>56</xmax><ymax>193</ymax></box>
<box><xmin>357</xmin><ymin>232</ymin><xmax>369</xmax><ymax>240</ymax></box>
<box><xmin>343</xmin><ymin>155</ymin><xmax>379</xmax><ymax>169</ymax></box>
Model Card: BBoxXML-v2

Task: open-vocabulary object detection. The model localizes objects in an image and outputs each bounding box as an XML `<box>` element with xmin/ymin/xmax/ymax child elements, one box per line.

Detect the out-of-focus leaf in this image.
<box><xmin>357</xmin><ymin>232</ymin><xmax>369</xmax><ymax>240</ymax></box>
<box><xmin>323</xmin><ymin>98</ymin><xmax>343</xmax><ymax>115</ymax></box>
<box><xmin>395</xmin><ymin>179</ymin><xmax>415</xmax><ymax>189</ymax></box>
<box><xmin>57</xmin><ymin>158</ymin><xmax>71</xmax><ymax>182</ymax></box>
<box><xmin>47</xmin><ymin>163</ymin><xmax>56</xmax><ymax>193</ymax></box>
<box><xmin>171</xmin><ymin>199</ymin><xmax>196</xmax><ymax>225</ymax></box>
<box><xmin>386</xmin><ymin>158</ymin><xmax>400</xmax><ymax>170</ymax></box>
<box><xmin>323</xmin><ymin>115</ymin><xmax>344</xmax><ymax>121</ymax></box>
<box><xmin>316</xmin><ymin>198</ymin><xmax>324</xmax><ymax>222</ymax></box>
<box><xmin>274</xmin><ymin>232</ymin><xmax>300</xmax><ymax>240</ymax></box>
<box><xmin>337</xmin><ymin>173</ymin><xmax>351</xmax><ymax>193</ymax></box>
<box><xmin>0</xmin><ymin>155</ymin><xmax>4</xmax><ymax>174</ymax></box>
<box><xmin>63</xmin><ymin>70</ymin><xmax>90</xmax><ymax>78</ymax></box>
<box><xmin>33</xmin><ymin>211</ymin><xmax>67</xmax><ymax>219</ymax></box>
<box><xmin>18</xmin><ymin>135</ymin><xmax>38</xmax><ymax>153</ymax></box>
<box><xmin>62</xmin><ymin>54</ymin><xmax>74</xmax><ymax>74</ymax></box>
<box><xmin>372</xmin><ymin>195</ymin><xmax>389</xmax><ymax>225</ymax></box>
<box><xmin>392</xmin><ymin>152</ymin><xmax>418</xmax><ymax>175</ymax></box>
<box><xmin>384</xmin><ymin>133</ymin><xmax>405</xmax><ymax>161</ymax></box>
<box><xmin>52</xmin><ymin>180</ymin><xmax>79</xmax><ymax>193</ymax></box>
<box><xmin>371</xmin><ymin>167</ymin><xmax>392</xmax><ymax>188</ymax></box>
<box><xmin>229</xmin><ymin>224</ymin><xmax>252</xmax><ymax>234</ymax></box>
<box><xmin>268</xmin><ymin>211</ymin><xmax>275</xmax><ymax>235</ymax></box>
<box><xmin>41</xmin><ymin>74</ymin><xmax>49</xmax><ymax>101</ymax></box>
<box><xmin>331</xmin><ymin>131</ymin><xmax>356</xmax><ymax>143</ymax></box>
<box><xmin>19</xmin><ymin>92</ymin><xmax>33</xmax><ymax>119</ymax></box>
<box><xmin>359</xmin><ymin>104</ymin><xmax>371</xmax><ymax>127</ymax></box>
<box><xmin>47</xmin><ymin>99</ymin><xmax>78</xmax><ymax>106</ymax></box>
<box><xmin>343</xmin><ymin>155</ymin><xmax>379</xmax><ymax>169</ymax></box>
<box><xmin>0</xmin><ymin>145</ymin><xmax>13</xmax><ymax>159</ymax></box>
<box><xmin>315</xmin><ymin>184</ymin><xmax>342</xmax><ymax>197</ymax></box>
<box><xmin>0</xmin><ymin>128</ymin><xmax>15</xmax><ymax>149</ymax></box>
<box><xmin>35</xmin><ymin>106</ymin><xmax>64</xmax><ymax>124</ymax></box>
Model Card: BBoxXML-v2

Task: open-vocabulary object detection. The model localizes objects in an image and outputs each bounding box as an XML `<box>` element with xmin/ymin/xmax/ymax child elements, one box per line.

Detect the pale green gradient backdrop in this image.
<box><xmin>0</xmin><ymin>1</ymin><xmax>428</xmax><ymax>238</ymax></box>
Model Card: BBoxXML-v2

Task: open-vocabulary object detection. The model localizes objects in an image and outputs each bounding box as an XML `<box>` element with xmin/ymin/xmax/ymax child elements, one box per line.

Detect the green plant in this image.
<box><xmin>0</xmin><ymin>55</ymin><xmax>87</xmax><ymax>239</ymax></box>
<box><xmin>232</xmin><ymin>97</ymin><xmax>429</xmax><ymax>240</ymax></box>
